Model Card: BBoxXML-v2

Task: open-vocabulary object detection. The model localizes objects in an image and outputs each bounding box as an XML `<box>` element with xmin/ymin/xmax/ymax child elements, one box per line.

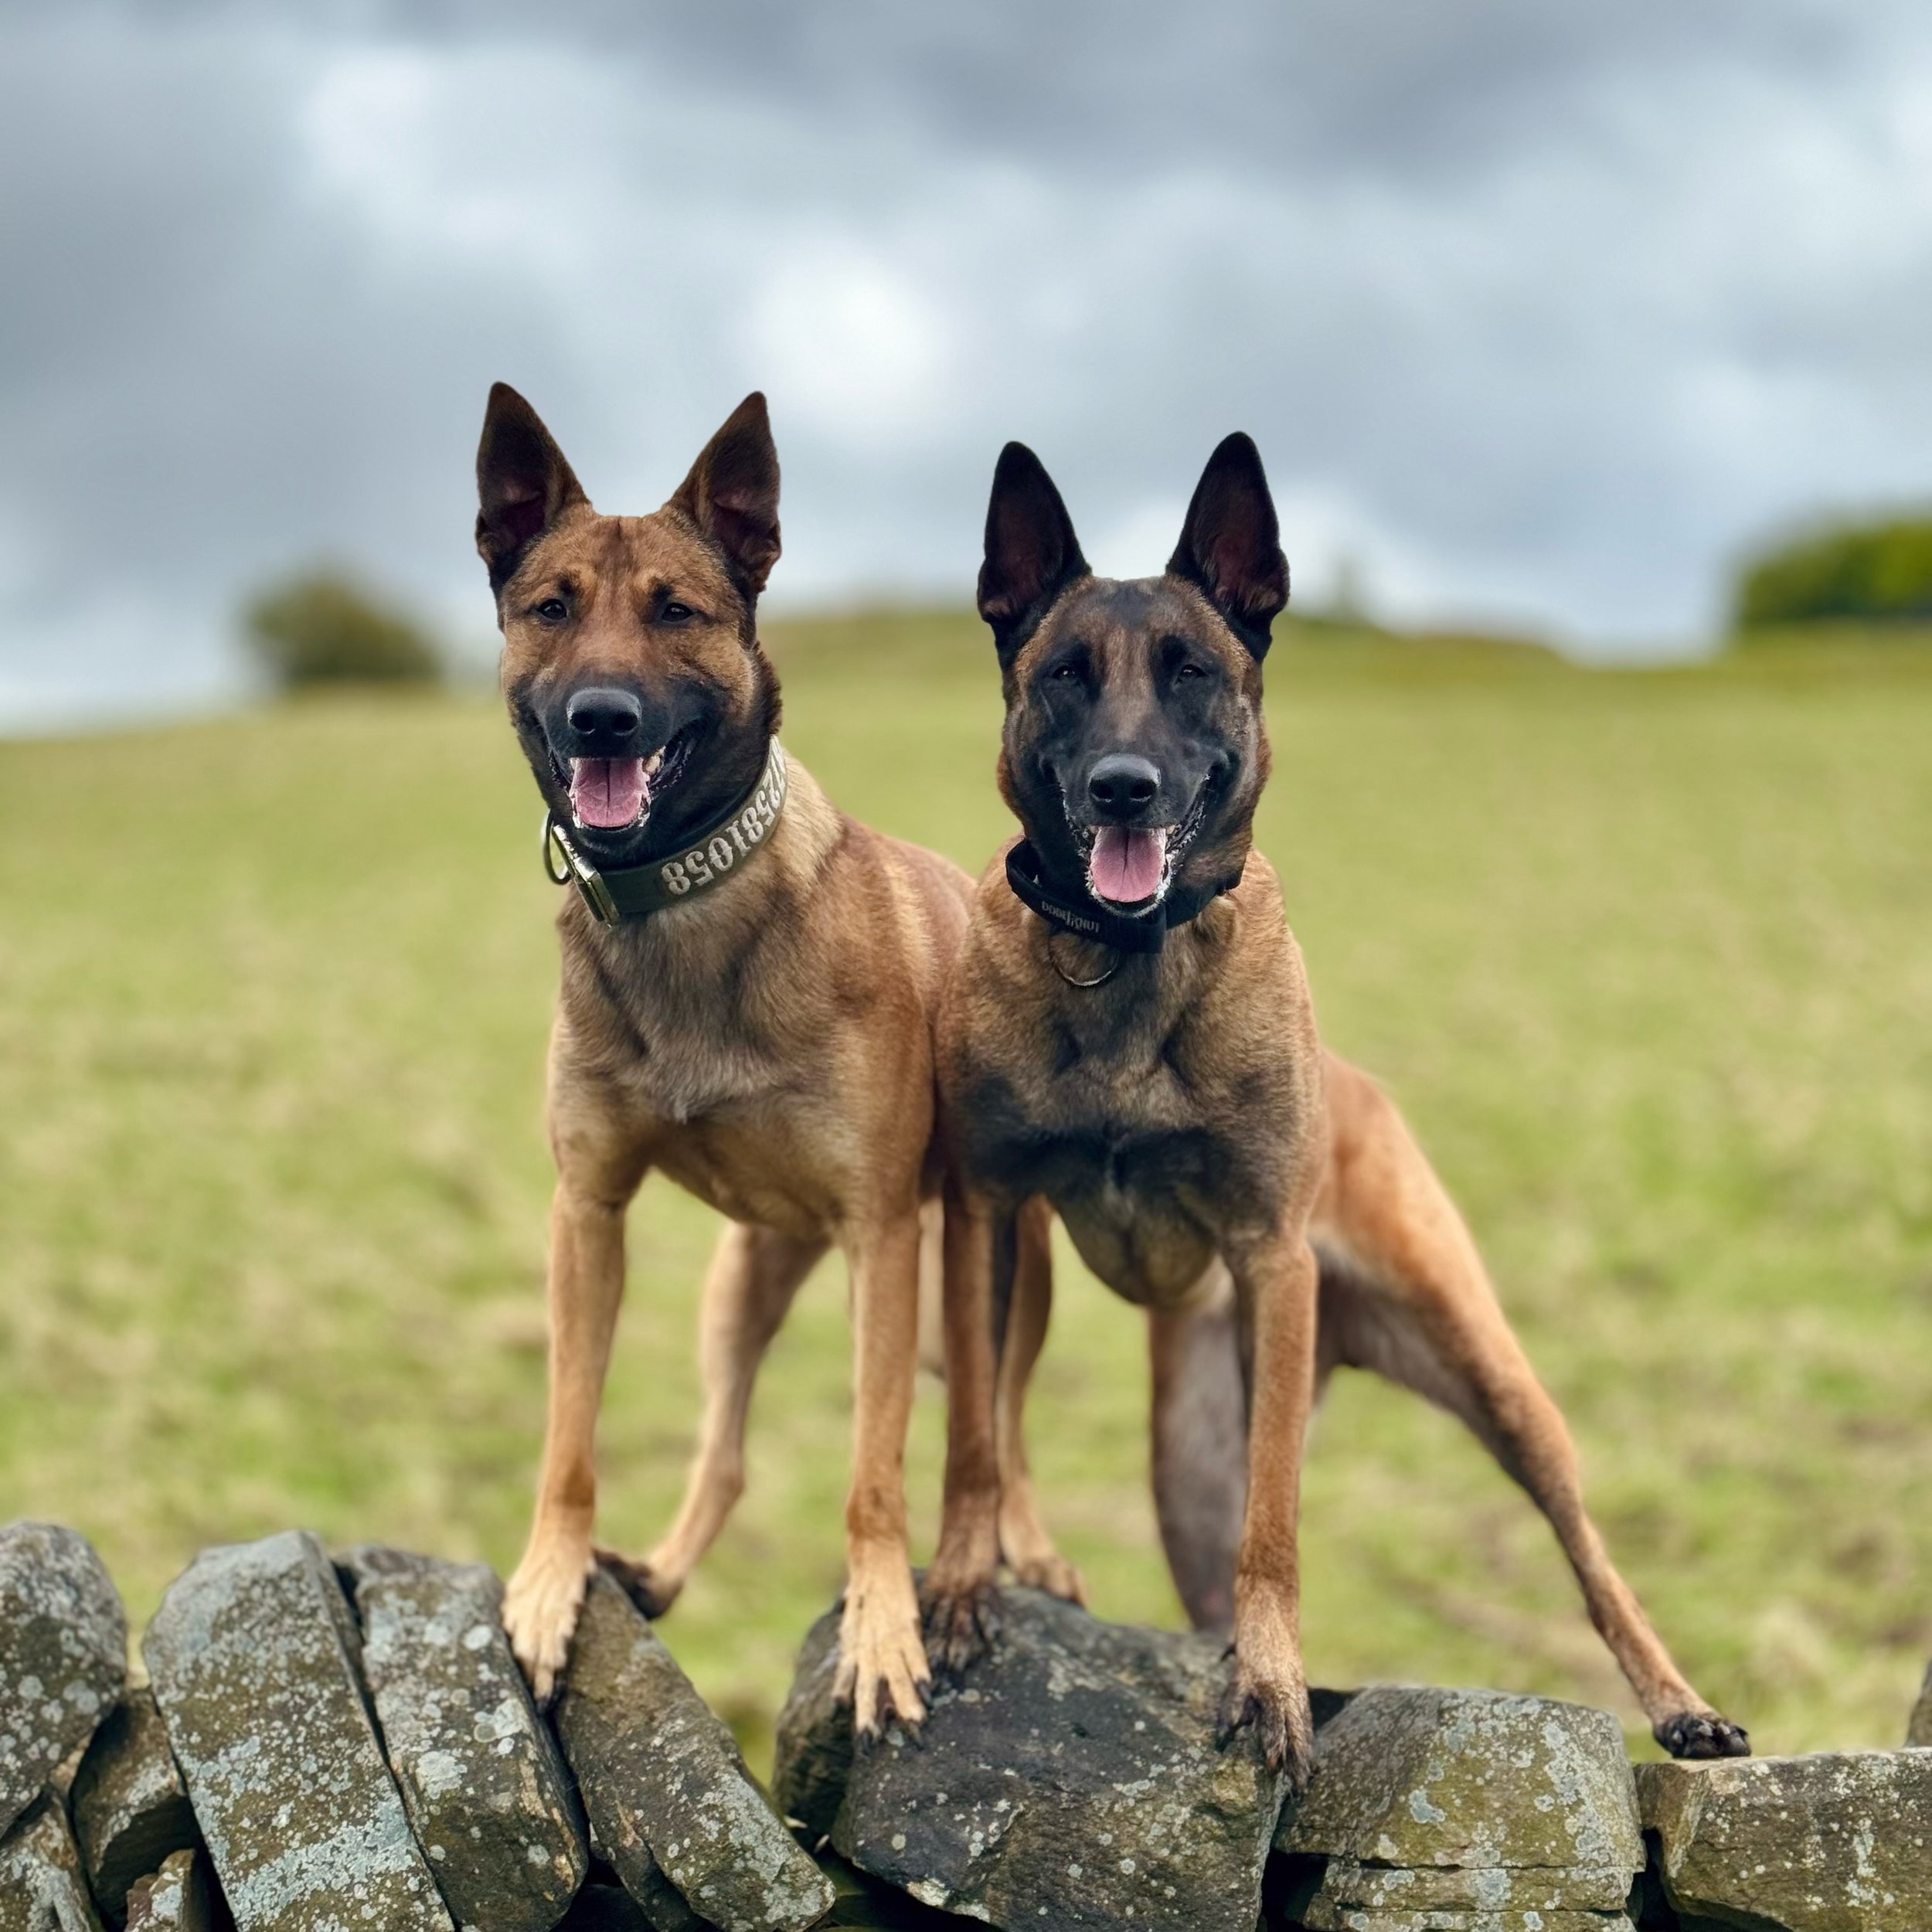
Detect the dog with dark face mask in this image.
<box><xmin>923</xmin><ymin>433</ymin><xmax>1750</xmax><ymax>1786</ymax></box>
<box><xmin>478</xmin><ymin>383</ymin><xmax>975</xmax><ymax>1735</ymax></box>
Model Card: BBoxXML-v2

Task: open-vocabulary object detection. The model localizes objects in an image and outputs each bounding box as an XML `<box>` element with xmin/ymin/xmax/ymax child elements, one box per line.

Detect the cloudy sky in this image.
<box><xmin>5</xmin><ymin>0</ymin><xmax>1932</xmax><ymax>722</ymax></box>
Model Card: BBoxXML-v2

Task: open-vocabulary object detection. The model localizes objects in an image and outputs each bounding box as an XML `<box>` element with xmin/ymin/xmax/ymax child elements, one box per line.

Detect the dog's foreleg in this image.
<box><xmin>1219</xmin><ymin>1230</ymin><xmax>1321</xmax><ymax>1789</ymax></box>
<box><xmin>923</xmin><ymin>1179</ymin><xmax>1006</xmax><ymax>1678</ymax></box>
<box><xmin>834</xmin><ymin>1206</ymin><xmax>930</xmax><ymax>1737</ymax></box>
<box><xmin>597</xmin><ymin>1223</ymin><xmax>826</xmax><ymax>1619</ymax></box>
<box><xmin>504</xmin><ymin>1166</ymin><xmax>641</xmax><ymax>1701</ymax></box>
<box><xmin>1149</xmin><ymin>1259</ymin><xmax>1247</xmax><ymax>1631</ymax></box>
<box><xmin>995</xmin><ymin>1199</ymin><xmax>1084</xmax><ymax>1603</ymax></box>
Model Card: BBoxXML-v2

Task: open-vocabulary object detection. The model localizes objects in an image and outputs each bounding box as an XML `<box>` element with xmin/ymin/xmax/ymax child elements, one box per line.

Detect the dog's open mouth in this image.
<box><xmin>1070</xmin><ymin>798</ymin><xmax>1205</xmax><ymax>911</ymax></box>
<box><xmin>566</xmin><ymin>731</ymin><xmax>691</xmax><ymax>833</ymax></box>
<box><xmin>1089</xmin><ymin>826</ymin><xmax>1168</xmax><ymax>906</ymax></box>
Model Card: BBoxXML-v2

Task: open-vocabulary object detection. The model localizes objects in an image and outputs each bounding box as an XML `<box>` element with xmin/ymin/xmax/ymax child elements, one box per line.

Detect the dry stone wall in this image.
<box><xmin>4</xmin><ymin>1522</ymin><xmax>1931</xmax><ymax>1932</ymax></box>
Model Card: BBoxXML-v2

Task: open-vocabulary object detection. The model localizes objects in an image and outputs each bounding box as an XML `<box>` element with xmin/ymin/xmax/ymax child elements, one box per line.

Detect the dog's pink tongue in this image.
<box><xmin>570</xmin><ymin>757</ymin><xmax>648</xmax><ymax>829</ymax></box>
<box><xmin>1089</xmin><ymin>825</ymin><xmax>1167</xmax><ymax>903</ymax></box>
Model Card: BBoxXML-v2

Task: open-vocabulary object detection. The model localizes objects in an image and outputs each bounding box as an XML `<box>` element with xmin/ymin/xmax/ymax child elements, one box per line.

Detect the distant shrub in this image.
<box><xmin>243</xmin><ymin>570</ymin><xmax>444</xmax><ymax>688</ymax></box>
<box><xmin>1734</xmin><ymin>516</ymin><xmax>1932</xmax><ymax>631</ymax></box>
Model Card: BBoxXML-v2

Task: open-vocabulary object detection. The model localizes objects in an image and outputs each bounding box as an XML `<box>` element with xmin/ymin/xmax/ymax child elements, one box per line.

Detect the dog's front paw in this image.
<box><xmin>1655</xmin><ymin>1709</ymin><xmax>1750</xmax><ymax>1760</ymax></box>
<box><xmin>502</xmin><ymin>1539</ymin><xmax>595</xmax><ymax>1704</ymax></box>
<box><xmin>594</xmin><ymin>1548</ymin><xmax>679</xmax><ymax>1621</ymax></box>
<box><xmin>920</xmin><ymin>1567</ymin><xmax>1002</xmax><ymax>1682</ymax></box>
<box><xmin>1217</xmin><ymin>1655</ymin><xmax>1317</xmax><ymax>1792</ymax></box>
<box><xmin>835</xmin><ymin>1569</ymin><xmax>930</xmax><ymax>1740</ymax></box>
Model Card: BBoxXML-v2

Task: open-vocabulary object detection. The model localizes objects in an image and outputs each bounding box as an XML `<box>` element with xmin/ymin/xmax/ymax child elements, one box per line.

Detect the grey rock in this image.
<box><xmin>1907</xmin><ymin>1661</ymin><xmax>1932</xmax><ymax>1748</ymax></box>
<box><xmin>0</xmin><ymin>1522</ymin><xmax>128</xmax><ymax>1840</ymax></box>
<box><xmin>124</xmin><ymin>1849</ymin><xmax>215</xmax><ymax>1931</ymax></box>
<box><xmin>767</xmin><ymin>1622</ymin><xmax>850</xmax><ymax>1848</ymax></box>
<box><xmin>581</xmin><ymin>1844</ymin><xmax>707</xmax><ymax>1932</ymax></box>
<box><xmin>1638</xmin><ymin>1750</ymin><xmax>1932</xmax><ymax>1932</ymax></box>
<box><xmin>1301</xmin><ymin>1910</ymin><xmax>1628</xmax><ymax>1931</ymax></box>
<box><xmin>774</xmin><ymin>1587</ymin><xmax>1288</xmax><ymax>1932</ymax></box>
<box><xmin>811</xmin><ymin>1849</ymin><xmax>967</xmax><ymax>1928</ymax></box>
<box><xmin>0</xmin><ymin>1791</ymin><xmax>108</xmax><ymax>1931</ymax></box>
<box><xmin>142</xmin><ymin>1529</ymin><xmax>454</xmax><ymax>1932</ymax></box>
<box><xmin>338</xmin><ymin>1546</ymin><xmax>588</xmax><ymax>1932</ymax></box>
<box><xmin>1275</xmin><ymin>1686</ymin><xmax>1643</xmax><ymax>1932</ymax></box>
<box><xmin>553</xmin><ymin>1570</ymin><xmax>831</xmax><ymax>1932</ymax></box>
<box><xmin>70</xmin><ymin>1690</ymin><xmax>198</xmax><ymax>1923</ymax></box>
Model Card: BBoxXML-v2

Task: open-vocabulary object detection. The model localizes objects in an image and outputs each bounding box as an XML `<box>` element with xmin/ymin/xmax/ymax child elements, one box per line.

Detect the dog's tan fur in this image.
<box><xmin>478</xmin><ymin>387</ymin><xmax>961</xmax><ymax>1728</ymax></box>
<box><xmin>923</xmin><ymin>436</ymin><xmax>1747</xmax><ymax>1784</ymax></box>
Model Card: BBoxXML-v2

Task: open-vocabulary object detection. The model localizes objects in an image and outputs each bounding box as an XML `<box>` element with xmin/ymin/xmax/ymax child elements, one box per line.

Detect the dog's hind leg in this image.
<box><xmin>600</xmin><ymin>1223</ymin><xmax>825</xmax><ymax>1620</ymax></box>
<box><xmin>1148</xmin><ymin>1259</ymin><xmax>1248</xmax><ymax>1631</ymax></box>
<box><xmin>995</xmin><ymin>1198</ymin><xmax>1084</xmax><ymax>1603</ymax></box>
<box><xmin>1315</xmin><ymin>1053</ymin><xmax>1749</xmax><ymax>1760</ymax></box>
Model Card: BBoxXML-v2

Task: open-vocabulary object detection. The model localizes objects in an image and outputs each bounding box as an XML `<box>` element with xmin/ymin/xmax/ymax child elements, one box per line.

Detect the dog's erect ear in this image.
<box><xmin>476</xmin><ymin>385</ymin><xmax>588</xmax><ymax>595</ymax></box>
<box><xmin>978</xmin><ymin>442</ymin><xmax>1089</xmax><ymax>663</ymax></box>
<box><xmin>668</xmin><ymin>393</ymin><xmax>781</xmax><ymax>597</ymax></box>
<box><xmin>1168</xmin><ymin>433</ymin><xmax>1289</xmax><ymax>658</ymax></box>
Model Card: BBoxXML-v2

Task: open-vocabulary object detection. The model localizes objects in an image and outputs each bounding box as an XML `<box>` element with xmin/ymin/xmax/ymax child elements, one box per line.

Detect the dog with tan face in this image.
<box><xmin>923</xmin><ymin>434</ymin><xmax>1750</xmax><ymax>1785</ymax></box>
<box><xmin>477</xmin><ymin>384</ymin><xmax>960</xmax><ymax>1733</ymax></box>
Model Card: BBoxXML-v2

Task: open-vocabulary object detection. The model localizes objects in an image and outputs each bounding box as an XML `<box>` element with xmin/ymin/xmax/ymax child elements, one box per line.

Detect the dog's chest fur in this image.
<box><xmin>554</xmin><ymin>888</ymin><xmax>845</xmax><ymax>1233</ymax></box>
<box><xmin>955</xmin><ymin>948</ymin><xmax>1304</xmax><ymax>1306</ymax></box>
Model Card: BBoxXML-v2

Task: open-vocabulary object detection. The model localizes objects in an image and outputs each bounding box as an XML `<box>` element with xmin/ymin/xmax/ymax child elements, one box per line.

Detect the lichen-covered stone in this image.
<box><xmin>124</xmin><ymin>1849</ymin><xmax>215</xmax><ymax>1930</ymax></box>
<box><xmin>811</xmin><ymin>1849</ymin><xmax>967</xmax><ymax>1929</ymax></box>
<box><xmin>768</xmin><ymin>1616</ymin><xmax>851</xmax><ymax>1847</ymax></box>
<box><xmin>1301</xmin><ymin>1909</ymin><xmax>1628</xmax><ymax>1931</ymax></box>
<box><xmin>1278</xmin><ymin>1685</ymin><xmax>1644</xmax><ymax>1874</ymax></box>
<box><xmin>553</xmin><ymin>1570</ymin><xmax>832</xmax><ymax>1932</ymax></box>
<box><xmin>142</xmin><ymin>1529</ymin><xmax>454</xmax><ymax>1932</ymax></box>
<box><xmin>1638</xmin><ymin>1750</ymin><xmax>1932</xmax><ymax>1932</ymax></box>
<box><xmin>70</xmin><ymin>1689</ymin><xmax>198</xmax><ymax>1921</ymax></box>
<box><xmin>0</xmin><ymin>1790</ymin><xmax>107</xmax><ymax>1930</ymax></box>
<box><xmin>774</xmin><ymin>1586</ymin><xmax>1288</xmax><ymax>1932</ymax></box>
<box><xmin>1275</xmin><ymin>1685</ymin><xmax>1643</xmax><ymax>1932</ymax></box>
<box><xmin>339</xmin><ymin>1546</ymin><xmax>587</xmax><ymax>1931</ymax></box>
<box><xmin>0</xmin><ymin>1520</ymin><xmax>128</xmax><ymax>1840</ymax></box>
<box><xmin>580</xmin><ymin>1835</ymin><xmax>707</xmax><ymax>1932</ymax></box>
<box><xmin>1907</xmin><ymin>1661</ymin><xmax>1932</xmax><ymax>1748</ymax></box>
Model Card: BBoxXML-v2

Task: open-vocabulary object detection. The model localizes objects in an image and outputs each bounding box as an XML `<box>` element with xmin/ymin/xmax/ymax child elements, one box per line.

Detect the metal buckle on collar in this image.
<box><xmin>541</xmin><ymin>811</ymin><xmax>621</xmax><ymax>926</ymax></box>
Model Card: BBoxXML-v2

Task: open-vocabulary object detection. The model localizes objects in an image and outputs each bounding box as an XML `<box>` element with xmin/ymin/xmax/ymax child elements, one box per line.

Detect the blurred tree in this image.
<box><xmin>243</xmin><ymin>569</ymin><xmax>444</xmax><ymax>689</ymax></box>
<box><xmin>1734</xmin><ymin>515</ymin><xmax>1932</xmax><ymax>631</ymax></box>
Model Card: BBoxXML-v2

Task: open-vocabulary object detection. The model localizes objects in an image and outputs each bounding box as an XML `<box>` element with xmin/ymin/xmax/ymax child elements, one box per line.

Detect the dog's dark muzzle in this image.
<box><xmin>1085</xmin><ymin>752</ymin><xmax>1165</xmax><ymax>825</ymax></box>
<box><xmin>559</xmin><ymin>685</ymin><xmax>647</xmax><ymax>760</ymax></box>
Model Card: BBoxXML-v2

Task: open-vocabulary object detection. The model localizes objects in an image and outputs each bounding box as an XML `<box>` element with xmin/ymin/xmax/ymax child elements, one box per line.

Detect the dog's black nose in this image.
<box><xmin>1087</xmin><ymin>753</ymin><xmax>1162</xmax><ymax>820</ymax></box>
<box><xmin>565</xmin><ymin>686</ymin><xmax>642</xmax><ymax>747</ymax></box>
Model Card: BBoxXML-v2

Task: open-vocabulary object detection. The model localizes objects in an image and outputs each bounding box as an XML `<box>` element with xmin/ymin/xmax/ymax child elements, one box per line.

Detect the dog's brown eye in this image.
<box><xmin>534</xmin><ymin>598</ymin><xmax>568</xmax><ymax>624</ymax></box>
<box><xmin>661</xmin><ymin>601</ymin><xmax>694</xmax><ymax>624</ymax></box>
<box><xmin>1049</xmin><ymin>662</ymin><xmax>1078</xmax><ymax>681</ymax></box>
<box><xmin>1175</xmin><ymin>662</ymin><xmax>1203</xmax><ymax>680</ymax></box>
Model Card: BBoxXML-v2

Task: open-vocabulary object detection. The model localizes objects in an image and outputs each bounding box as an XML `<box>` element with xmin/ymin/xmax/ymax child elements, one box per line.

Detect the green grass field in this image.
<box><xmin>2</xmin><ymin>614</ymin><xmax>1927</xmax><ymax>1773</ymax></box>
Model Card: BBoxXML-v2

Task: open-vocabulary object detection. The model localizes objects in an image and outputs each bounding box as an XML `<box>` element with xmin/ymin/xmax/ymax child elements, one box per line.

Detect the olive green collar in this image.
<box><xmin>542</xmin><ymin>738</ymin><xmax>788</xmax><ymax>926</ymax></box>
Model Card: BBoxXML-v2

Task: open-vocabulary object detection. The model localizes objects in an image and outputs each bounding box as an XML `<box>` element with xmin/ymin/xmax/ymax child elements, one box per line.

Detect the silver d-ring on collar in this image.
<box><xmin>542</xmin><ymin>811</ymin><xmax>573</xmax><ymax>886</ymax></box>
<box><xmin>1046</xmin><ymin>927</ymin><xmax>1118</xmax><ymax>989</ymax></box>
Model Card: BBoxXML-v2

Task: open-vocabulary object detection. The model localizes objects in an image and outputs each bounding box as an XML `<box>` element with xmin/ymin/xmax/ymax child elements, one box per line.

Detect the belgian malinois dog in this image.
<box><xmin>476</xmin><ymin>384</ymin><xmax>961</xmax><ymax>1731</ymax></box>
<box><xmin>922</xmin><ymin>433</ymin><xmax>1750</xmax><ymax>1784</ymax></box>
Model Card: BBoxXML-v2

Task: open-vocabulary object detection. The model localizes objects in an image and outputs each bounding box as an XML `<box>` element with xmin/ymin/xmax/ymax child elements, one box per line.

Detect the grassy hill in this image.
<box><xmin>2</xmin><ymin>612</ymin><xmax>1927</xmax><ymax>1771</ymax></box>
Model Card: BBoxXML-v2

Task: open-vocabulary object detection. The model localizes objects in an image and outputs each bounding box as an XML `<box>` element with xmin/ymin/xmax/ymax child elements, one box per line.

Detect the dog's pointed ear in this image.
<box><xmin>1168</xmin><ymin>432</ymin><xmax>1289</xmax><ymax>658</ymax></box>
<box><xmin>476</xmin><ymin>384</ymin><xmax>588</xmax><ymax>594</ymax></box>
<box><xmin>978</xmin><ymin>442</ymin><xmax>1089</xmax><ymax>663</ymax></box>
<box><xmin>668</xmin><ymin>392</ymin><xmax>781</xmax><ymax>596</ymax></box>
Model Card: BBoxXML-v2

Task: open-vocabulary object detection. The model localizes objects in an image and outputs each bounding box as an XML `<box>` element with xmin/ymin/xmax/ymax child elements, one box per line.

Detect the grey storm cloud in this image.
<box><xmin>3</xmin><ymin>0</ymin><xmax>1931</xmax><ymax>720</ymax></box>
